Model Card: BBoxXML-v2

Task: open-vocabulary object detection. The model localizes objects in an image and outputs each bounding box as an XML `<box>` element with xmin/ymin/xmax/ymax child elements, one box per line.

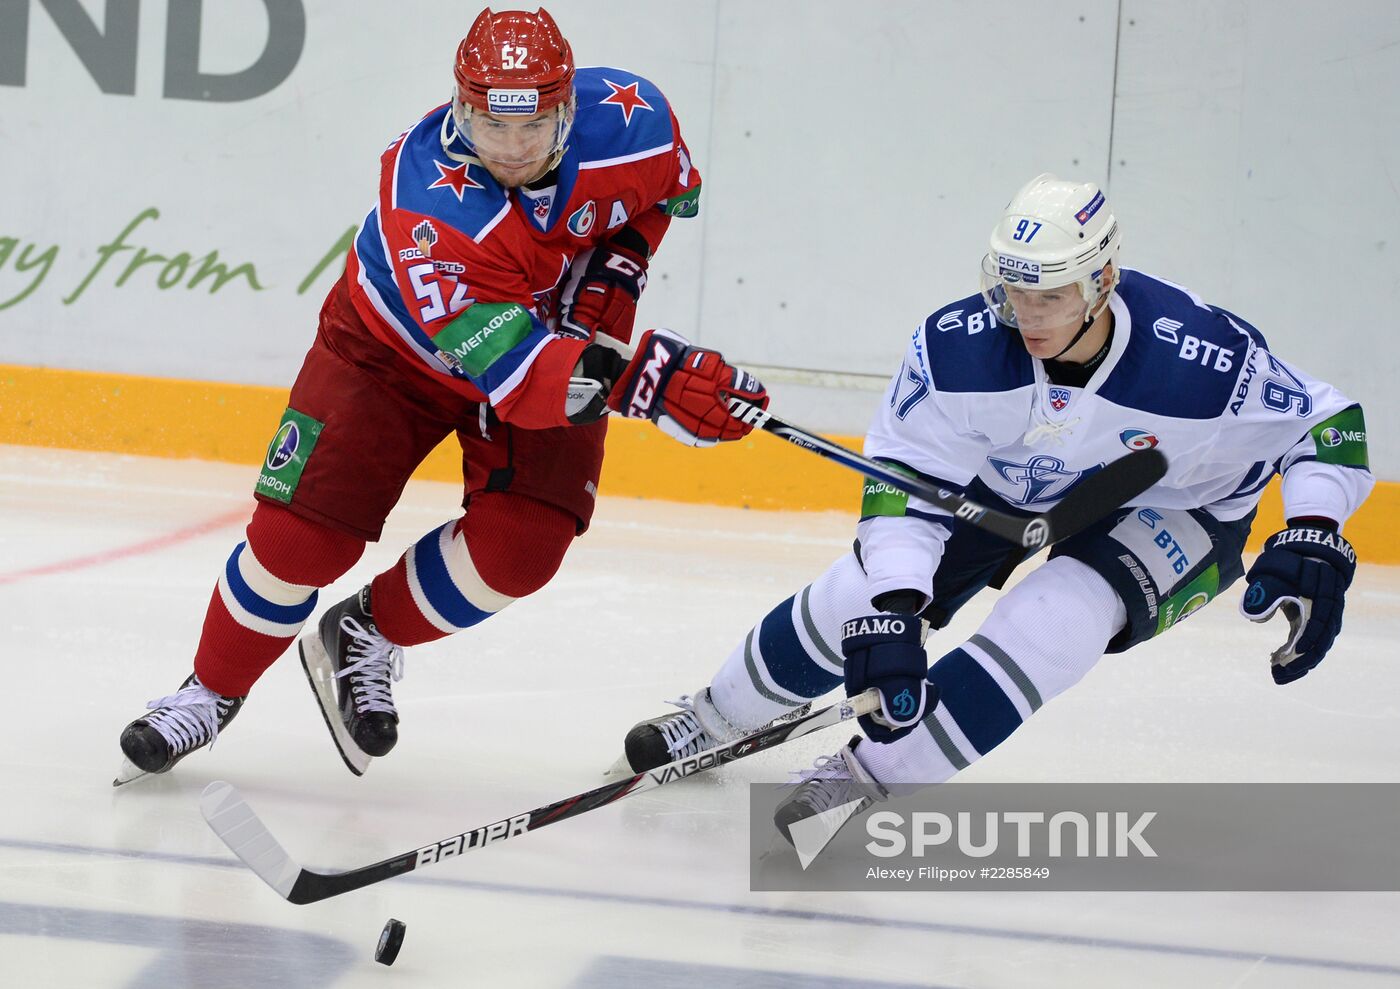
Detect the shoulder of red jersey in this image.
<box><xmin>570</xmin><ymin>66</ymin><xmax>679</xmax><ymax>166</ymax></box>
<box><xmin>385</xmin><ymin>104</ymin><xmax>512</xmax><ymax>244</ymax></box>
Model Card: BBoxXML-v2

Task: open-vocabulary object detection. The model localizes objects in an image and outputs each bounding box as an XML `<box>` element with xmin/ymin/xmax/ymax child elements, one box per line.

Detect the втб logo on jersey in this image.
<box><xmin>988</xmin><ymin>455</ymin><xmax>1104</xmax><ymax>506</ymax></box>
<box><xmin>267</xmin><ymin>422</ymin><xmax>299</xmax><ymax>470</ymax></box>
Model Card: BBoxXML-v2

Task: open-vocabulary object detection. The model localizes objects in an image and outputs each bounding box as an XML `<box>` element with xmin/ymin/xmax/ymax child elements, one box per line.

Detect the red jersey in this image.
<box><xmin>345</xmin><ymin>66</ymin><xmax>701</xmax><ymax>428</ymax></box>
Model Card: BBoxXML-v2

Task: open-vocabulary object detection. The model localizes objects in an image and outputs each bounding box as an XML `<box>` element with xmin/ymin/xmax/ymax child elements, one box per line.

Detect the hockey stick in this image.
<box><xmin>200</xmin><ymin>689</ymin><xmax>881</xmax><ymax>904</ymax></box>
<box><xmin>725</xmin><ymin>396</ymin><xmax>1167</xmax><ymax>549</ymax></box>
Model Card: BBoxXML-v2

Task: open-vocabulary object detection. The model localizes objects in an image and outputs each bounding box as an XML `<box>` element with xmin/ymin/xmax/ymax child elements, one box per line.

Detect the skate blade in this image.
<box><xmin>112</xmin><ymin>757</ymin><xmax>150</xmax><ymax>788</ymax></box>
<box><xmin>299</xmin><ymin>636</ymin><xmax>372</xmax><ymax>777</ymax></box>
<box><xmin>602</xmin><ymin>752</ymin><xmax>638</xmax><ymax>782</ymax></box>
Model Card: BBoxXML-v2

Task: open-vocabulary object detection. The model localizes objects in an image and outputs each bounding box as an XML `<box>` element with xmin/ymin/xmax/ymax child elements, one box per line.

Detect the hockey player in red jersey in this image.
<box><xmin>115</xmin><ymin>7</ymin><xmax>767</xmax><ymax>782</ymax></box>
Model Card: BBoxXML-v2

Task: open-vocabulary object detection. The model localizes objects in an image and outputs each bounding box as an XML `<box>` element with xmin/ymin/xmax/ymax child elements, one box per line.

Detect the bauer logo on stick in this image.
<box><xmin>726</xmin><ymin>396</ymin><xmax>769</xmax><ymax>427</ymax></box>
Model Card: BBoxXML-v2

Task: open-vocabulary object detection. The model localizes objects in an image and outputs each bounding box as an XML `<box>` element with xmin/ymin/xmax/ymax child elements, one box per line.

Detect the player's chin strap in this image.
<box><xmin>439</xmin><ymin>112</ymin><xmax>474</xmax><ymax>164</ymax></box>
<box><xmin>1049</xmin><ymin>317</ymin><xmax>1096</xmax><ymax>360</ymax></box>
<box><xmin>437</xmin><ymin>104</ymin><xmax>572</xmax><ymax>175</ymax></box>
<box><xmin>1045</xmin><ymin>288</ymin><xmax>1114</xmax><ymax>360</ymax></box>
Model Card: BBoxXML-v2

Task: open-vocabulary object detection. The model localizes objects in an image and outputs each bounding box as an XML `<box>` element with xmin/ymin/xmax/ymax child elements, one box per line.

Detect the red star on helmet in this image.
<box><xmin>428</xmin><ymin>159</ymin><xmax>485</xmax><ymax>201</ymax></box>
<box><xmin>599</xmin><ymin>79</ymin><xmax>653</xmax><ymax>126</ymax></box>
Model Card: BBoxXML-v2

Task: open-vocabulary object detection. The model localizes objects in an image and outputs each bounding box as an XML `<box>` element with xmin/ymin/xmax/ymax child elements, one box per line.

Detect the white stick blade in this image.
<box><xmin>200</xmin><ymin>781</ymin><xmax>301</xmax><ymax>899</ymax></box>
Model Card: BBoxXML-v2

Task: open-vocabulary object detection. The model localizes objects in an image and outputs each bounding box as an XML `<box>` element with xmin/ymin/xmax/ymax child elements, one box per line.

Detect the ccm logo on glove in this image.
<box><xmin>606</xmin><ymin>328</ymin><xmax>768</xmax><ymax>447</ymax></box>
<box><xmin>625</xmin><ymin>339</ymin><xmax>675</xmax><ymax>419</ymax></box>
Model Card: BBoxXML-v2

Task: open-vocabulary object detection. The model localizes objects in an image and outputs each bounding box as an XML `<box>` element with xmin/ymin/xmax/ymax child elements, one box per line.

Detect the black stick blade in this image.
<box><xmin>1043</xmin><ymin>448</ymin><xmax>1168</xmax><ymax>544</ymax></box>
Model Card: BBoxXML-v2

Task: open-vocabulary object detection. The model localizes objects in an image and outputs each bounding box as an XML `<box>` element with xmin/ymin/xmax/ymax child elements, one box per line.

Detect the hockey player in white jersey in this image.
<box><xmin>616</xmin><ymin>174</ymin><xmax>1374</xmax><ymax>844</ymax></box>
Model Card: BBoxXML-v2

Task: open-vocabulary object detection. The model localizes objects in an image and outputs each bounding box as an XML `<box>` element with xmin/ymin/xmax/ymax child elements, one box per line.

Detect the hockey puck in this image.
<box><xmin>375</xmin><ymin>918</ymin><xmax>406</xmax><ymax>966</ymax></box>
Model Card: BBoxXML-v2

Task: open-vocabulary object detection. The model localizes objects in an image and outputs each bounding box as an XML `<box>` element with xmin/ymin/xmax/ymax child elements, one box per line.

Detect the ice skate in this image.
<box><xmin>299</xmin><ymin>587</ymin><xmax>405</xmax><ymax>776</ymax></box>
<box><xmin>609</xmin><ymin>689</ymin><xmax>811</xmax><ymax>778</ymax></box>
<box><xmin>773</xmin><ymin>738</ymin><xmax>887</xmax><ymax>864</ymax></box>
<box><xmin>114</xmin><ymin>673</ymin><xmax>244</xmax><ymax>786</ymax></box>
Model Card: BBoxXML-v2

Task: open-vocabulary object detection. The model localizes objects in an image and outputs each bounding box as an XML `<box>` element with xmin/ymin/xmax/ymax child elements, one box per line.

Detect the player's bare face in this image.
<box><xmin>472</xmin><ymin>110</ymin><xmax>559</xmax><ymax>187</ymax></box>
<box><xmin>1004</xmin><ymin>285</ymin><xmax>1090</xmax><ymax>357</ymax></box>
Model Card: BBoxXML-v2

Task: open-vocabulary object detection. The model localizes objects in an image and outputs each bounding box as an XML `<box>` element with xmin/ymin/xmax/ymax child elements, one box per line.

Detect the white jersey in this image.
<box><xmin>858</xmin><ymin>269</ymin><xmax>1373</xmax><ymax>604</ymax></box>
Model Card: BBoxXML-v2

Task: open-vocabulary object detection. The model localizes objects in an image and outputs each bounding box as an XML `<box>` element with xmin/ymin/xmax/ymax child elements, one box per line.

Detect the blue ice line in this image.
<box><xmin>4</xmin><ymin>836</ymin><xmax>1399</xmax><ymax>978</ymax></box>
<box><xmin>0</xmin><ymin>900</ymin><xmax>356</xmax><ymax>989</ymax></box>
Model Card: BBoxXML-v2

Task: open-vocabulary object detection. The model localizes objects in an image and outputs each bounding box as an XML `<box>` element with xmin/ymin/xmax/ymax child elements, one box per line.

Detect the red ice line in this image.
<box><xmin>0</xmin><ymin>508</ymin><xmax>248</xmax><ymax>587</ymax></box>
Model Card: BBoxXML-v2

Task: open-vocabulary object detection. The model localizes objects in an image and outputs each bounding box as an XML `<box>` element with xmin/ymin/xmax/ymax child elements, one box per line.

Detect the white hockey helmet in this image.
<box><xmin>980</xmin><ymin>173</ymin><xmax>1121</xmax><ymax>329</ymax></box>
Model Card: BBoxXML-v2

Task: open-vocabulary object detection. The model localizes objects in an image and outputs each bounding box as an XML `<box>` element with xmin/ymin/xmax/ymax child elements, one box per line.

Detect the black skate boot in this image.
<box><xmin>621</xmin><ymin>690</ymin><xmax>741</xmax><ymax>774</ymax></box>
<box><xmin>773</xmin><ymin>738</ymin><xmax>888</xmax><ymax>863</ymax></box>
<box><xmin>115</xmin><ymin>673</ymin><xmax>244</xmax><ymax>786</ymax></box>
<box><xmin>612</xmin><ymin>689</ymin><xmax>812</xmax><ymax>778</ymax></box>
<box><xmin>299</xmin><ymin>586</ymin><xmax>405</xmax><ymax>776</ymax></box>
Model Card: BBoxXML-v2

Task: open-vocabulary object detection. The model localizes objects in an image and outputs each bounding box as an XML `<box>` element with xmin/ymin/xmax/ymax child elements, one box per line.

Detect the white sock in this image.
<box><xmin>709</xmin><ymin>553</ymin><xmax>871</xmax><ymax>729</ymax></box>
<box><xmin>858</xmin><ymin>556</ymin><xmax>1126</xmax><ymax>786</ymax></box>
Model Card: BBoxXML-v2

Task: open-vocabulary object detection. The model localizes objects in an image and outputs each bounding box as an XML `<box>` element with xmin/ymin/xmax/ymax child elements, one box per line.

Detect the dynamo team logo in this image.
<box><xmin>989</xmin><ymin>455</ymin><xmax>1104</xmax><ymax>506</ymax></box>
<box><xmin>1120</xmin><ymin>428</ymin><xmax>1159</xmax><ymax>450</ymax></box>
<box><xmin>266</xmin><ymin>422</ymin><xmax>299</xmax><ymax>471</ymax></box>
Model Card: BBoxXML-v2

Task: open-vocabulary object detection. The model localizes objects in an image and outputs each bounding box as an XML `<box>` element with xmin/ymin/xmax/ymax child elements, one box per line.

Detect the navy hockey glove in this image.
<box><xmin>1239</xmin><ymin>523</ymin><xmax>1357</xmax><ymax>684</ymax></box>
<box><xmin>606</xmin><ymin>328</ymin><xmax>768</xmax><ymax>447</ymax></box>
<box><xmin>841</xmin><ymin>613</ymin><xmax>935</xmax><ymax>743</ymax></box>
<box><xmin>558</xmin><ymin>243</ymin><xmax>648</xmax><ymax>346</ymax></box>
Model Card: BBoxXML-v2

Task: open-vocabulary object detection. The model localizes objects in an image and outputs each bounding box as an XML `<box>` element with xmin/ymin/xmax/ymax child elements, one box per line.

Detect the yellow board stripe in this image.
<box><xmin>3</xmin><ymin>364</ymin><xmax>1395</xmax><ymax>562</ymax></box>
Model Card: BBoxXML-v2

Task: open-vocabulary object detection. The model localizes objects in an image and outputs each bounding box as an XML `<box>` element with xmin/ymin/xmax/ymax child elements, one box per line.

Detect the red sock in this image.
<box><xmin>372</xmin><ymin>493</ymin><xmax>576</xmax><ymax>647</ymax></box>
<box><xmin>193</xmin><ymin>504</ymin><xmax>365</xmax><ymax>697</ymax></box>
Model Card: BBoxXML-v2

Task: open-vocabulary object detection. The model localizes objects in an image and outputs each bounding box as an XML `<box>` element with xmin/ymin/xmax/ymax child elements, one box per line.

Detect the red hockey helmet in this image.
<box><xmin>453</xmin><ymin>8</ymin><xmax>575</xmax><ymax>115</ymax></box>
<box><xmin>446</xmin><ymin>8</ymin><xmax>577</xmax><ymax>180</ymax></box>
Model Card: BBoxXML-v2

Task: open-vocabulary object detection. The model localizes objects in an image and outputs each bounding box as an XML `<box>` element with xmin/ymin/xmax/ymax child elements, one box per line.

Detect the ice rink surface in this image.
<box><xmin>3</xmin><ymin>444</ymin><xmax>1399</xmax><ymax>988</ymax></box>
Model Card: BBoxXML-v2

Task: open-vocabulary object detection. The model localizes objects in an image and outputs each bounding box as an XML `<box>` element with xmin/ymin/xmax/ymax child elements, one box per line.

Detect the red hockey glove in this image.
<box><xmin>605</xmin><ymin>329</ymin><xmax>768</xmax><ymax>447</ymax></box>
<box><xmin>558</xmin><ymin>244</ymin><xmax>648</xmax><ymax>347</ymax></box>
